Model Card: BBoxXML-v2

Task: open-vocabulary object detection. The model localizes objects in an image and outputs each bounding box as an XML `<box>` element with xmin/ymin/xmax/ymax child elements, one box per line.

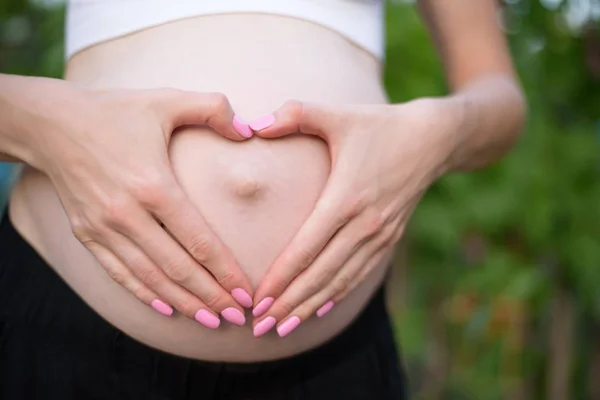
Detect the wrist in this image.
<box><xmin>439</xmin><ymin>94</ymin><xmax>471</xmax><ymax>173</ymax></box>
<box><xmin>437</xmin><ymin>75</ymin><xmax>527</xmax><ymax>172</ymax></box>
<box><xmin>400</xmin><ymin>96</ymin><xmax>466</xmax><ymax>178</ymax></box>
<box><xmin>1</xmin><ymin>75</ymin><xmax>89</xmax><ymax>170</ymax></box>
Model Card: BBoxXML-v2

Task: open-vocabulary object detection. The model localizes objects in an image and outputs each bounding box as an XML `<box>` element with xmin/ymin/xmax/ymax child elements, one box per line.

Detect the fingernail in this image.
<box><xmin>277</xmin><ymin>316</ymin><xmax>301</xmax><ymax>338</ymax></box>
<box><xmin>253</xmin><ymin>316</ymin><xmax>276</xmax><ymax>337</ymax></box>
<box><xmin>252</xmin><ymin>297</ymin><xmax>274</xmax><ymax>317</ymax></box>
<box><xmin>231</xmin><ymin>288</ymin><xmax>253</xmax><ymax>308</ymax></box>
<box><xmin>221</xmin><ymin>307</ymin><xmax>246</xmax><ymax>326</ymax></box>
<box><xmin>151</xmin><ymin>299</ymin><xmax>173</xmax><ymax>316</ymax></box>
<box><xmin>195</xmin><ymin>309</ymin><xmax>221</xmax><ymax>329</ymax></box>
<box><xmin>249</xmin><ymin>114</ymin><xmax>275</xmax><ymax>131</ymax></box>
<box><xmin>316</xmin><ymin>301</ymin><xmax>335</xmax><ymax>318</ymax></box>
<box><xmin>233</xmin><ymin>115</ymin><xmax>253</xmax><ymax>138</ymax></box>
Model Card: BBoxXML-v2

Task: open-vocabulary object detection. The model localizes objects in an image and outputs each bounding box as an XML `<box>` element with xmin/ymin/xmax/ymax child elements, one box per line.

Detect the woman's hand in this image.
<box><xmin>250</xmin><ymin>98</ymin><xmax>462</xmax><ymax>337</ymax></box>
<box><xmin>30</xmin><ymin>85</ymin><xmax>255</xmax><ymax>328</ymax></box>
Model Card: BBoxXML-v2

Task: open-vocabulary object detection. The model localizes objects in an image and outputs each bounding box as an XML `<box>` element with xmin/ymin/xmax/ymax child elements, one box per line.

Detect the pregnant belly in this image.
<box><xmin>170</xmin><ymin>128</ymin><xmax>330</xmax><ymax>288</ymax></box>
<box><xmin>9</xmin><ymin>14</ymin><xmax>392</xmax><ymax>361</ymax></box>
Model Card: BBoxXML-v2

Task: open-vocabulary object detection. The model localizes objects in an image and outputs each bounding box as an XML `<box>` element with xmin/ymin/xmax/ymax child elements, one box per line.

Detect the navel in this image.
<box><xmin>232</xmin><ymin>175</ymin><xmax>265</xmax><ymax>199</ymax></box>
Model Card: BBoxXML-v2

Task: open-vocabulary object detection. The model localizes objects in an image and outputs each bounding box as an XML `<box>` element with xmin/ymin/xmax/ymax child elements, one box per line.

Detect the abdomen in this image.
<box><xmin>9</xmin><ymin>14</ymin><xmax>391</xmax><ymax>361</ymax></box>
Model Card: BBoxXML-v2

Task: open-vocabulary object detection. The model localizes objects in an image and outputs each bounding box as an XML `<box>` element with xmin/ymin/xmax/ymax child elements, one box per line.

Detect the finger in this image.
<box><xmin>310</xmin><ymin>246</ymin><xmax>390</xmax><ymax>318</ymax></box>
<box><xmin>131</xmin><ymin>219</ymin><xmax>247</xmax><ymax>321</ymax></box>
<box><xmin>332</xmin><ymin>226</ymin><xmax>405</xmax><ymax>304</ymax></box>
<box><xmin>256</xmin><ymin>218</ymin><xmax>397</xmax><ymax>337</ymax></box>
<box><xmin>252</xmin><ymin>209</ymin><xmax>384</xmax><ymax>323</ymax></box>
<box><xmin>113</xmin><ymin>210</ymin><xmax>247</xmax><ymax>326</ymax></box>
<box><xmin>92</xmin><ymin>235</ymin><xmax>228</xmax><ymax>328</ymax></box>
<box><xmin>153</xmin><ymin>184</ymin><xmax>254</xmax><ymax>308</ymax></box>
<box><xmin>86</xmin><ymin>241</ymin><xmax>173</xmax><ymax>317</ymax></box>
<box><xmin>331</xmin><ymin>255</ymin><xmax>383</xmax><ymax>304</ymax></box>
<box><xmin>249</xmin><ymin>100</ymin><xmax>341</xmax><ymax>141</ymax></box>
<box><xmin>154</xmin><ymin>89</ymin><xmax>252</xmax><ymax>141</ymax></box>
<box><xmin>252</xmin><ymin>186</ymin><xmax>349</xmax><ymax>313</ymax></box>
<box><xmin>275</xmin><ymin>245</ymin><xmax>390</xmax><ymax>338</ymax></box>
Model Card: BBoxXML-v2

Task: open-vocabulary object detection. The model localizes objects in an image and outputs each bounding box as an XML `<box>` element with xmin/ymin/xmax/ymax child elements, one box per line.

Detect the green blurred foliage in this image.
<box><xmin>385</xmin><ymin>2</ymin><xmax>600</xmax><ymax>399</ymax></box>
<box><xmin>1</xmin><ymin>0</ymin><xmax>599</xmax><ymax>399</ymax></box>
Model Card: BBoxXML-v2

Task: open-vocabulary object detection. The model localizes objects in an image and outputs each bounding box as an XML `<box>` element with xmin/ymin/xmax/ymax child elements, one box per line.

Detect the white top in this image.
<box><xmin>65</xmin><ymin>0</ymin><xmax>385</xmax><ymax>60</ymax></box>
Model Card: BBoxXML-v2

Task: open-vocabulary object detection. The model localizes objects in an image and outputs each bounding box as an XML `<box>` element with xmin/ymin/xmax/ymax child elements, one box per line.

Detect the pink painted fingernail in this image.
<box><xmin>232</xmin><ymin>288</ymin><xmax>253</xmax><ymax>308</ymax></box>
<box><xmin>316</xmin><ymin>301</ymin><xmax>335</xmax><ymax>318</ymax></box>
<box><xmin>195</xmin><ymin>309</ymin><xmax>221</xmax><ymax>329</ymax></box>
<box><xmin>151</xmin><ymin>299</ymin><xmax>173</xmax><ymax>316</ymax></box>
<box><xmin>233</xmin><ymin>115</ymin><xmax>253</xmax><ymax>138</ymax></box>
<box><xmin>277</xmin><ymin>316</ymin><xmax>301</xmax><ymax>338</ymax></box>
<box><xmin>252</xmin><ymin>297</ymin><xmax>274</xmax><ymax>317</ymax></box>
<box><xmin>249</xmin><ymin>114</ymin><xmax>275</xmax><ymax>131</ymax></box>
<box><xmin>221</xmin><ymin>307</ymin><xmax>246</xmax><ymax>326</ymax></box>
<box><xmin>253</xmin><ymin>316</ymin><xmax>276</xmax><ymax>337</ymax></box>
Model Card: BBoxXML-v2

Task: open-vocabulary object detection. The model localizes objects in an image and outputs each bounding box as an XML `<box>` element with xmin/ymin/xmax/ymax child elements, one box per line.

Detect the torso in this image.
<box><xmin>9</xmin><ymin>14</ymin><xmax>393</xmax><ymax>362</ymax></box>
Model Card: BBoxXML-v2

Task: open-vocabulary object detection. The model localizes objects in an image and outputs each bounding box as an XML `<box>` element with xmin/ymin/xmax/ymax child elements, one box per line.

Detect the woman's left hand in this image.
<box><xmin>250</xmin><ymin>97</ymin><xmax>462</xmax><ymax>337</ymax></box>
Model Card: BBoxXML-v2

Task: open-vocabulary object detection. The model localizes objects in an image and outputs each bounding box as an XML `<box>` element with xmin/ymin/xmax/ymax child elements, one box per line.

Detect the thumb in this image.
<box><xmin>249</xmin><ymin>100</ymin><xmax>337</xmax><ymax>141</ymax></box>
<box><xmin>155</xmin><ymin>89</ymin><xmax>252</xmax><ymax>141</ymax></box>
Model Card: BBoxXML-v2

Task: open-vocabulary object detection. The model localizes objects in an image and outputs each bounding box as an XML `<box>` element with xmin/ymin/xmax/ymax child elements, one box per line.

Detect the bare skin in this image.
<box><xmin>1</xmin><ymin>1</ymin><xmax>524</xmax><ymax>361</ymax></box>
<box><xmin>251</xmin><ymin>0</ymin><xmax>526</xmax><ymax>336</ymax></box>
<box><xmin>7</xmin><ymin>14</ymin><xmax>390</xmax><ymax>361</ymax></box>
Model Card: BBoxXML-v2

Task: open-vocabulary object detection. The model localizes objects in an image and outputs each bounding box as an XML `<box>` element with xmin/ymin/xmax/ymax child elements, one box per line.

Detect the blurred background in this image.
<box><xmin>0</xmin><ymin>0</ymin><xmax>599</xmax><ymax>399</ymax></box>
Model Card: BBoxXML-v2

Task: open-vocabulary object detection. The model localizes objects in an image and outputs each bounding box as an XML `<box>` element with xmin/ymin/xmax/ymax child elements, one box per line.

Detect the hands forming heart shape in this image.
<box><xmin>46</xmin><ymin>86</ymin><xmax>459</xmax><ymax>336</ymax></box>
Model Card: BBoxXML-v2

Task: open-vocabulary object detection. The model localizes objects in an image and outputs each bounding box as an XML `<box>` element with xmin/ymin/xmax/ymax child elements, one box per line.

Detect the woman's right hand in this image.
<box><xmin>27</xmin><ymin>83</ymin><xmax>255</xmax><ymax>328</ymax></box>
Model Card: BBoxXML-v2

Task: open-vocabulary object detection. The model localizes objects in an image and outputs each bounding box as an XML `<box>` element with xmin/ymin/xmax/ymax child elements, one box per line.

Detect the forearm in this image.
<box><xmin>444</xmin><ymin>73</ymin><xmax>526</xmax><ymax>172</ymax></box>
<box><xmin>417</xmin><ymin>0</ymin><xmax>527</xmax><ymax>172</ymax></box>
<box><xmin>0</xmin><ymin>74</ymin><xmax>75</xmax><ymax>167</ymax></box>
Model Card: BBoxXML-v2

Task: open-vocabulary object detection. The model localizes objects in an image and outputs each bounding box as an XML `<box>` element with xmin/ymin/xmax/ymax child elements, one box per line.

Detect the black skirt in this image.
<box><xmin>0</xmin><ymin>212</ymin><xmax>408</xmax><ymax>400</ymax></box>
